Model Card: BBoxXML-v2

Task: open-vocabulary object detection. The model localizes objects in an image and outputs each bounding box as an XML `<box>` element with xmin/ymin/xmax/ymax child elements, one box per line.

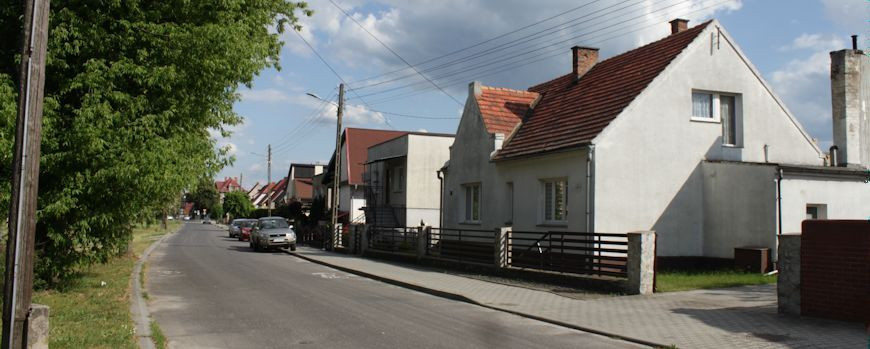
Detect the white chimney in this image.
<box><xmin>830</xmin><ymin>36</ymin><xmax>870</xmax><ymax>168</ymax></box>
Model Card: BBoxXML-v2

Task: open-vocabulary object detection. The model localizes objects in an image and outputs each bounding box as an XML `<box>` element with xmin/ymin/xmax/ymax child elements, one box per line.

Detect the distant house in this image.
<box><xmin>364</xmin><ymin>132</ymin><xmax>455</xmax><ymax>228</ymax></box>
<box><xmin>442</xmin><ymin>19</ymin><xmax>870</xmax><ymax>263</ymax></box>
<box><xmin>214</xmin><ymin>177</ymin><xmax>243</xmax><ymax>202</ymax></box>
<box><xmin>323</xmin><ymin>128</ymin><xmax>409</xmax><ymax>224</ymax></box>
<box><xmin>252</xmin><ymin>178</ymin><xmax>288</xmax><ymax>209</ymax></box>
<box><xmin>284</xmin><ymin>163</ymin><xmax>324</xmax><ymax>213</ymax></box>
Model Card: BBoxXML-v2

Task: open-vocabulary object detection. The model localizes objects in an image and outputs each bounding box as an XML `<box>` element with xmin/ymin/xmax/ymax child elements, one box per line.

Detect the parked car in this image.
<box><xmin>250</xmin><ymin>216</ymin><xmax>296</xmax><ymax>251</ymax></box>
<box><xmin>231</xmin><ymin>219</ymin><xmax>257</xmax><ymax>241</ymax></box>
<box><xmin>202</xmin><ymin>216</ymin><xmax>212</xmax><ymax>224</ymax></box>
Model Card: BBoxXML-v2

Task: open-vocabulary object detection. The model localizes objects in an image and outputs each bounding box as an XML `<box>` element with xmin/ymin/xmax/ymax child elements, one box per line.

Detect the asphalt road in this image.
<box><xmin>147</xmin><ymin>223</ymin><xmax>643</xmax><ymax>349</ymax></box>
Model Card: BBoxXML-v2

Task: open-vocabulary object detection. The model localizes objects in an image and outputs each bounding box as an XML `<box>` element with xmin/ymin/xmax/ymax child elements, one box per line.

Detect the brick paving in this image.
<box><xmin>292</xmin><ymin>247</ymin><xmax>867</xmax><ymax>348</ymax></box>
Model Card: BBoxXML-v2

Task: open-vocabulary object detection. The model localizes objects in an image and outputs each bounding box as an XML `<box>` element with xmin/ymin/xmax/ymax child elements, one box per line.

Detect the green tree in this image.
<box><xmin>0</xmin><ymin>1</ymin><xmax>311</xmax><ymax>285</ymax></box>
<box><xmin>223</xmin><ymin>191</ymin><xmax>254</xmax><ymax>220</ymax></box>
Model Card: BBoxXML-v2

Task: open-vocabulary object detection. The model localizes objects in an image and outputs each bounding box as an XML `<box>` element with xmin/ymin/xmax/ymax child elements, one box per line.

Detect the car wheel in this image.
<box><xmin>290</xmin><ymin>244</ymin><xmax>296</xmax><ymax>251</ymax></box>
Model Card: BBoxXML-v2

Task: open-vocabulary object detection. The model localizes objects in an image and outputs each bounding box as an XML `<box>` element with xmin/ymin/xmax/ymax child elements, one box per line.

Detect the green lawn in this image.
<box><xmin>656</xmin><ymin>269</ymin><xmax>776</xmax><ymax>292</ymax></box>
<box><xmin>31</xmin><ymin>221</ymin><xmax>178</xmax><ymax>348</ymax></box>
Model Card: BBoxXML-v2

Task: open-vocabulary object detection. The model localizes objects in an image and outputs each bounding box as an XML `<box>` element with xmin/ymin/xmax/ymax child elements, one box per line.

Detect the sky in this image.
<box><xmin>216</xmin><ymin>0</ymin><xmax>870</xmax><ymax>188</ymax></box>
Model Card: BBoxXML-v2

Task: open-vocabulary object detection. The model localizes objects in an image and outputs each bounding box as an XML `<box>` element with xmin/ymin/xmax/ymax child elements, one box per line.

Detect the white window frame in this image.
<box><xmin>462</xmin><ymin>183</ymin><xmax>481</xmax><ymax>223</ymax></box>
<box><xmin>690</xmin><ymin>90</ymin><xmax>742</xmax><ymax>147</ymax></box>
<box><xmin>806</xmin><ymin>204</ymin><xmax>828</xmax><ymax>220</ymax></box>
<box><xmin>540</xmin><ymin>178</ymin><xmax>568</xmax><ymax>225</ymax></box>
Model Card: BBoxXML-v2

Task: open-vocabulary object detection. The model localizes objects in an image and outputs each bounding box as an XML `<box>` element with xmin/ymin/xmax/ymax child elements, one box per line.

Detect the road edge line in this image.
<box><xmin>131</xmin><ymin>225</ymin><xmax>180</xmax><ymax>349</ymax></box>
<box><xmin>286</xmin><ymin>250</ymin><xmax>666</xmax><ymax>348</ymax></box>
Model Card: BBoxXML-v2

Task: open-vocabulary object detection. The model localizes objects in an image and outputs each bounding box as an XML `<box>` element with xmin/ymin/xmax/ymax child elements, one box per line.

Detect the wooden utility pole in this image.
<box><xmin>330</xmin><ymin>84</ymin><xmax>344</xmax><ymax>250</ymax></box>
<box><xmin>267</xmin><ymin>144</ymin><xmax>272</xmax><ymax>216</ymax></box>
<box><xmin>2</xmin><ymin>0</ymin><xmax>51</xmax><ymax>348</ymax></box>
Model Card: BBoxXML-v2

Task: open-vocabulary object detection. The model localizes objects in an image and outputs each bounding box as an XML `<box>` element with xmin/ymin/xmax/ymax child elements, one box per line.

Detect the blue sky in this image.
<box><xmin>217</xmin><ymin>0</ymin><xmax>869</xmax><ymax>187</ymax></box>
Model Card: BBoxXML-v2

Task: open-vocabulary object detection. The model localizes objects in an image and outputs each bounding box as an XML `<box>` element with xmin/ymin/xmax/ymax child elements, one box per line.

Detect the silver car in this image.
<box><xmin>250</xmin><ymin>216</ymin><xmax>297</xmax><ymax>251</ymax></box>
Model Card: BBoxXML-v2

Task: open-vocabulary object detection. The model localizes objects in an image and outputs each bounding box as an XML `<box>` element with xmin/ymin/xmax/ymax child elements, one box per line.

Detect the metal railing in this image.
<box><xmin>508</xmin><ymin>231</ymin><xmax>628</xmax><ymax>278</ymax></box>
<box><xmin>427</xmin><ymin>227</ymin><xmax>495</xmax><ymax>265</ymax></box>
<box><xmin>297</xmin><ymin>225</ymin><xmax>328</xmax><ymax>248</ymax></box>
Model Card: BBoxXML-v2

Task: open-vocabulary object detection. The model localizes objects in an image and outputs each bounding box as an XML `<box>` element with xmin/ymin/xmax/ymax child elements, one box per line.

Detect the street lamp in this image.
<box><xmin>307</xmin><ymin>87</ymin><xmax>344</xmax><ymax>251</ymax></box>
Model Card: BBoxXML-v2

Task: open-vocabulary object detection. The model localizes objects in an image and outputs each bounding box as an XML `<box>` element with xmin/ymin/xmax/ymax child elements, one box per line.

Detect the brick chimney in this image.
<box><xmin>670</xmin><ymin>19</ymin><xmax>689</xmax><ymax>34</ymax></box>
<box><xmin>830</xmin><ymin>35</ymin><xmax>870</xmax><ymax>168</ymax></box>
<box><xmin>572</xmin><ymin>46</ymin><xmax>599</xmax><ymax>81</ymax></box>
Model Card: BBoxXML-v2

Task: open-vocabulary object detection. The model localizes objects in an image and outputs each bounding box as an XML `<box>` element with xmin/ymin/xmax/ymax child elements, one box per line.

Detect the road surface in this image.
<box><xmin>146</xmin><ymin>222</ymin><xmax>642</xmax><ymax>348</ymax></box>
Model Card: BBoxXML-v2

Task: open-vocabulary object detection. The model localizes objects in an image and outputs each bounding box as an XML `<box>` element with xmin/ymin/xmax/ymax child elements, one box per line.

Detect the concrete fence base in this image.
<box><xmin>627</xmin><ymin>231</ymin><xmax>656</xmax><ymax>295</ymax></box>
<box><xmin>777</xmin><ymin>234</ymin><xmax>801</xmax><ymax>315</ymax></box>
<box><xmin>27</xmin><ymin>303</ymin><xmax>49</xmax><ymax>349</ymax></box>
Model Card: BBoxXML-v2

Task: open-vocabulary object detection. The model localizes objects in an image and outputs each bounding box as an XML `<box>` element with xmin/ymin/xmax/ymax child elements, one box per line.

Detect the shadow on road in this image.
<box><xmin>226</xmin><ymin>245</ymin><xmax>287</xmax><ymax>255</ymax></box>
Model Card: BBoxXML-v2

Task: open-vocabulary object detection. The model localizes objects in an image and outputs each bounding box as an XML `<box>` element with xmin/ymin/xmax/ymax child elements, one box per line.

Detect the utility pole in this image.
<box><xmin>267</xmin><ymin>144</ymin><xmax>272</xmax><ymax>216</ymax></box>
<box><xmin>3</xmin><ymin>0</ymin><xmax>50</xmax><ymax>348</ymax></box>
<box><xmin>330</xmin><ymin>84</ymin><xmax>344</xmax><ymax>250</ymax></box>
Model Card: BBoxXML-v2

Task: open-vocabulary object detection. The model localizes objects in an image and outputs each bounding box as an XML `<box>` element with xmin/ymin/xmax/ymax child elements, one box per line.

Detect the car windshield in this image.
<box><xmin>259</xmin><ymin>219</ymin><xmax>288</xmax><ymax>229</ymax></box>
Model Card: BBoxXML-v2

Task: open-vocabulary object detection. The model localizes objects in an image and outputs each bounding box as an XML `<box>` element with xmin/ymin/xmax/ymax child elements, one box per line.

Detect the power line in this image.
<box><xmin>366</xmin><ymin>0</ymin><xmax>732</xmax><ymax>105</ymax></box>
<box><xmin>327</xmin><ymin>0</ymin><xmax>463</xmax><ymax>107</ymax></box>
<box><xmin>352</xmin><ymin>0</ymin><xmax>694</xmax><ymax>102</ymax></box>
<box><xmin>349</xmin><ymin>0</ymin><xmax>655</xmax><ymax>92</ymax></box>
<box><xmin>346</xmin><ymin>0</ymin><xmax>608</xmax><ymax>85</ymax></box>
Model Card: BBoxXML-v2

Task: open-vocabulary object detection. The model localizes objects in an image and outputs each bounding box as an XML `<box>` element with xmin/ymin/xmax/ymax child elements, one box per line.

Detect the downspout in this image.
<box><xmin>437</xmin><ymin>170</ymin><xmax>444</xmax><ymax>229</ymax></box>
<box><xmin>773</xmin><ymin>167</ymin><xmax>783</xmax><ymax>267</ymax></box>
<box><xmin>585</xmin><ymin>145</ymin><xmax>596</xmax><ymax>232</ymax></box>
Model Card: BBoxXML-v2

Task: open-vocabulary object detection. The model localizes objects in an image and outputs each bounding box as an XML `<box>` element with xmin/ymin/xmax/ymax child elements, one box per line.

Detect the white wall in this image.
<box><xmin>593</xmin><ymin>22</ymin><xmax>824</xmax><ymax>256</ymax></box>
<box><xmin>780</xmin><ymin>173</ymin><xmax>870</xmax><ymax>234</ymax></box>
<box><xmin>702</xmin><ymin>161</ymin><xmax>778</xmax><ymax>258</ymax></box>
<box><xmin>406</xmin><ymin>134</ymin><xmax>453</xmax><ymax>228</ymax></box>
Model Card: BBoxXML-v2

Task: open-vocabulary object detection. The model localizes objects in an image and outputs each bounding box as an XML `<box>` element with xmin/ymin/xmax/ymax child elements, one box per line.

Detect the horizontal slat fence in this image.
<box><xmin>508</xmin><ymin>231</ymin><xmax>628</xmax><ymax>278</ymax></box>
<box><xmin>427</xmin><ymin>228</ymin><xmax>494</xmax><ymax>265</ymax></box>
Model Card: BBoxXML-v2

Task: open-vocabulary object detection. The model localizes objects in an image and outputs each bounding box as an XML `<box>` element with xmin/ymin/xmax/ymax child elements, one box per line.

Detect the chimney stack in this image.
<box><xmin>571</xmin><ymin>46</ymin><xmax>599</xmax><ymax>81</ymax></box>
<box><xmin>670</xmin><ymin>19</ymin><xmax>689</xmax><ymax>34</ymax></box>
<box><xmin>830</xmin><ymin>35</ymin><xmax>870</xmax><ymax>168</ymax></box>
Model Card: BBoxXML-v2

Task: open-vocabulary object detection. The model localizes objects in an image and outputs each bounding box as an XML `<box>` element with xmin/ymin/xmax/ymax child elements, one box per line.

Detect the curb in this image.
<box><xmin>131</xmin><ymin>226</ymin><xmax>180</xmax><ymax>349</ymax></box>
<box><xmin>286</xmin><ymin>249</ymin><xmax>666</xmax><ymax>348</ymax></box>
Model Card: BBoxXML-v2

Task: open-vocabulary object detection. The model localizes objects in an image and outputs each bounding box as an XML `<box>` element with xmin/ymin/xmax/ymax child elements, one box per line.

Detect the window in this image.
<box><xmin>391</xmin><ymin>166</ymin><xmax>405</xmax><ymax>192</ymax></box>
<box><xmin>463</xmin><ymin>183</ymin><xmax>481</xmax><ymax>222</ymax></box>
<box><xmin>806</xmin><ymin>204</ymin><xmax>827</xmax><ymax>220</ymax></box>
<box><xmin>691</xmin><ymin>90</ymin><xmax>742</xmax><ymax>146</ymax></box>
<box><xmin>692</xmin><ymin>92</ymin><xmax>713</xmax><ymax>119</ymax></box>
<box><xmin>542</xmin><ymin>179</ymin><xmax>567</xmax><ymax>223</ymax></box>
<box><xmin>721</xmin><ymin>95</ymin><xmax>736</xmax><ymax>146</ymax></box>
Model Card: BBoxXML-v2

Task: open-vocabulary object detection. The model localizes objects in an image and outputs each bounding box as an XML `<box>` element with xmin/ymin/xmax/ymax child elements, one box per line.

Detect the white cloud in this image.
<box><xmin>238</xmin><ymin>88</ymin><xmax>292</xmax><ymax>103</ymax></box>
<box><xmin>416</xmin><ymin>128</ymin><xmax>428</xmax><ymax>133</ymax></box>
<box><xmin>315</xmin><ymin>102</ymin><xmax>386</xmax><ymax>126</ymax></box>
<box><xmin>820</xmin><ymin>0</ymin><xmax>869</xmax><ymax>35</ymax></box>
<box><xmin>769</xmin><ymin>34</ymin><xmax>845</xmax><ymax>146</ymax></box>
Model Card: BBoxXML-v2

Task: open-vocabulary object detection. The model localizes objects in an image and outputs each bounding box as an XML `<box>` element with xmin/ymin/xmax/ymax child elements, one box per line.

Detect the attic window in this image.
<box><xmin>692</xmin><ymin>92</ymin><xmax>714</xmax><ymax>119</ymax></box>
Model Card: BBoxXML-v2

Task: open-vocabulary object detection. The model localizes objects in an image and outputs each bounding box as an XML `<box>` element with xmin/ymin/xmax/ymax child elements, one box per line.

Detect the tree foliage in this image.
<box><xmin>222</xmin><ymin>190</ymin><xmax>254</xmax><ymax>220</ymax></box>
<box><xmin>0</xmin><ymin>1</ymin><xmax>311</xmax><ymax>285</ymax></box>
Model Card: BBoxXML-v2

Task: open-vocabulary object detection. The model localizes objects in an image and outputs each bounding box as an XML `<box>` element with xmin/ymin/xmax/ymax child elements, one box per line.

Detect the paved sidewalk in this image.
<box><xmin>290</xmin><ymin>247</ymin><xmax>867</xmax><ymax>348</ymax></box>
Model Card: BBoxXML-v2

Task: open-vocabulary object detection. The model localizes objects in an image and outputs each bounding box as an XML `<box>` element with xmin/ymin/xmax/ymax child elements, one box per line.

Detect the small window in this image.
<box><xmin>463</xmin><ymin>183</ymin><xmax>481</xmax><ymax>222</ymax></box>
<box><xmin>806</xmin><ymin>204</ymin><xmax>827</xmax><ymax>220</ymax></box>
<box><xmin>392</xmin><ymin>167</ymin><xmax>405</xmax><ymax>192</ymax></box>
<box><xmin>542</xmin><ymin>179</ymin><xmax>567</xmax><ymax>223</ymax></box>
<box><xmin>721</xmin><ymin>95</ymin><xmax>737</xmax><ymax>146</ymax></box>
<box><xmin>692</xmin><ymin>92</ymin><xmax>713</xmax><ymax>119</ymax></box>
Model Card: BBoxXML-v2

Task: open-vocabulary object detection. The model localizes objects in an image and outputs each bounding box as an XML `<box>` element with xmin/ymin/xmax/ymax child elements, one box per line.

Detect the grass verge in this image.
<box><xmin>31</xmin><ymin>221</ymin><xmax>179</xmax><ymax>348</ymax></box>
<box><xmin>656</xmin><ymin>269</ymin><xmax>776</xmax><ymax>292</ymax></box>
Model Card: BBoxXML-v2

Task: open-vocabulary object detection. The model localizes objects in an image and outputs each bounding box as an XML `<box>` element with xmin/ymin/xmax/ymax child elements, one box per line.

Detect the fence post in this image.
<box><xmin>777</xmin><ymin>234</ymin><xmax>801</xmax><ymax>315</ymax></box>
<box><xmin>360</xmin><ymin>225</ymin><xmax>368</xmax><ymax>255</ymax></box>
<box><xmin>416</xmin><ymin>226</ymin><xmax>427</xmax><ymax>261</ymax></box>
<box><xmin>27</xmin><ymin>303</ymin><xmax>49</xmax><ymax>349</ymax></box>
<box><xmin>626</xmin><ymin>231</ymin><xmax>656</xmax><ymax>295</ymax></box>
<box><xmin>495</xmin><ymin>227</ymin><xmax>511</xmax><ymax>268</ymax></box>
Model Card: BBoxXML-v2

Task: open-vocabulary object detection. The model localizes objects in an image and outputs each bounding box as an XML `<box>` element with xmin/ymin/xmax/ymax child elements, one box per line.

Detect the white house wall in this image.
<box><xmin>592</xmin><ymin>23</ymin><xmax>824</xmax><ymax>257</ymax></box>
<box><xmin>780</xmin><ymin>174</ymin><xmax>870</xmax><ymax>234</ymax></box>
<box><xmin>406</xmin><ymin>134</ymin><xmax>453</xmax><ymax>228</ymax></box>
<box><xmin>443</xmin><ymin>96</ymin><xmax>502</xmax><ymax>229</ymax></box>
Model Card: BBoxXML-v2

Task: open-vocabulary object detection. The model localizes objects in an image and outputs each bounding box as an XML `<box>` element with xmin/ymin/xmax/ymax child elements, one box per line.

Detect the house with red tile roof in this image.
<box><xmin>323</xmin><ymin>128</ymin><xmax>409</xmax><ymax>224</ymax></box>
<box><xmin>252</xmin><ymin>178</ymin><xmax>289</xmax><ymax>209</ymax></box>
<box><xmin>215</xmin><ymin>177</ymin><xmax>244</xmax><ymax>203</ymax></box>
<box><xmin>442</xmin><ymin>19</ymin><xmax>870</xmax><ymax>264</ymax></box>
<box><xmin>283</xmin><ymin>163</ymin><xmax>325</xmax><ymax>214</ymax></box>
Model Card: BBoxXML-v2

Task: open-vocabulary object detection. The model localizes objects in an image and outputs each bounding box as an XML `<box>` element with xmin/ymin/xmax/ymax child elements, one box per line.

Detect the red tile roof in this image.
<box><xmin>476</xmin><ymin>86</ymin><xmax>539</xmax><ymax>135</ymax></box>
<box><xmin>215</xmin><ymin>177</ymin><xmax>242</xmax><ymax>193</ymax></box>
<box><xmin>344</xmin><ymin>128</ymin><xmax>408</xmax><ymax>185</ymax></box>
<box><xmin>493</xmin><ymin>21</ymin><xmax>711</xmax><ymax>160</ymax></box>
